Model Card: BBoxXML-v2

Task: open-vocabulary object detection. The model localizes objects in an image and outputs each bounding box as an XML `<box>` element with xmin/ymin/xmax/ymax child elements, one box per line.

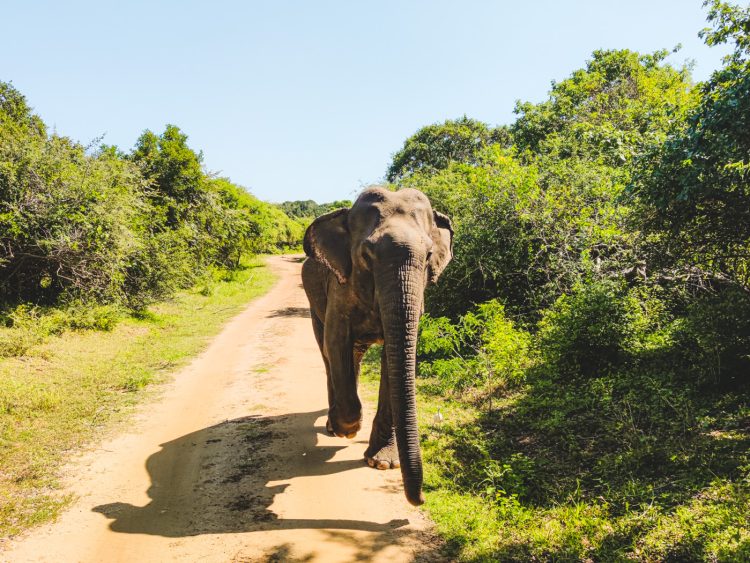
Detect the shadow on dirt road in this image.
<box><xmin>93</xmin><ymin>409</ymin><xmax>409</xmax><ymax>538</ymax></box>
<box><xmin>266</xmin><ymin>306</ymin><xmax>311</xmax><ymax>318</ymax></box>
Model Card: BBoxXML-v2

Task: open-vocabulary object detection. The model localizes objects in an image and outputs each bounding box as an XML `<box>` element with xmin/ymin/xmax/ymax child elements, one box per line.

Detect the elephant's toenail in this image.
<box><xmin>345</xmin><ymin>431</ymin><xmax>357</xmax><ymax>439</ymax></box>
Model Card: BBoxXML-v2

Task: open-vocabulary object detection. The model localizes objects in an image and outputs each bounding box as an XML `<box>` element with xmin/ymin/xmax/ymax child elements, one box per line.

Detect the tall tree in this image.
<box><xmin>632</xmin><ymin>0</ymin><xmax>750</xmax><ymax>290</ymax></box>
<box><xmin>130</xmin><ymin>125</ymin><xmax>206</xmax><ymax>227</ymax></box>
<box><xmin>386</xmin><ymin>116</ymin><xmax>509</xmax><ymax>182</ymax></box>
<box><xmin>512</xmin><ymin>49</ymin><xmax>696</xmax><ymax>168</ymax></box>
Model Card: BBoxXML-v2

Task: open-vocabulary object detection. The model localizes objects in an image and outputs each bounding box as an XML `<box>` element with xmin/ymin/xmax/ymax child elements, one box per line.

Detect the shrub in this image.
<box><xmin>537</xmin><ymin>281</ymin><xmax>644</xmax><ymax>378</ymax></box>
<box><xmin>0</xmin><ymin>134</ymin><xmax>147</xmax><ymax>305</ymax></box>
<box><xmin>417</xmin><ymin>314</ymin><xmax>460</xmax><ymax>359</ymax></box>
<box><xmin>0</xmin><ymin>327</ymin><xmax>41</xmax><ymax>358</ymax></box>
<box><xmin>418</xmin><ymin>300</ymin><xmax>534</xmax><ymax>392</ymax></box>
<box><xmin>464</xmin><ymin>300</ymin><xmax>534</xmax><ymax>387</ymax></box>
<box><xmin>675</xmin><ymin>287</ymin><xmax>750</xmax><ymax>388</ymax></box>
<box><xmin>403</xmin><ymin>49</ymin><xmax>696</xmax><ymax>321</ymax></box>
<box><xmin>0</xmin><ymin>83</ymin><xmax>304</xmax><ymax>314</ymax></box>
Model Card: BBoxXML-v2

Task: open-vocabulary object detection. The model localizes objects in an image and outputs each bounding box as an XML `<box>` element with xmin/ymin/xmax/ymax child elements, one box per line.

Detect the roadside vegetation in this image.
<box><xmin>0</xmin><ymin>256</ymin><xmax>275</xmax><ymax>538</ymax></box>
<box><xmin>0</xmin><ymin>80</ymin><xmax>311</xmax><ymax>538</ymax></box>
<box><xmin>371</xmin><ymin>2</ymin><xmax>750</xmax><ymax>560</ymax></box>
<box><xmin>0</xmin><ymin>89</ymin><xmax>304</xmax><ymax>311</ymax></box>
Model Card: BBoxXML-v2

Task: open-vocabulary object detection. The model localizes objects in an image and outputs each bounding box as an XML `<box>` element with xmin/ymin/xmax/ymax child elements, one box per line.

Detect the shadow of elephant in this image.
<box><xmin>93</xmin><ymin>409</ymin><xmax>409</xmax><ymax>537</ymax></box>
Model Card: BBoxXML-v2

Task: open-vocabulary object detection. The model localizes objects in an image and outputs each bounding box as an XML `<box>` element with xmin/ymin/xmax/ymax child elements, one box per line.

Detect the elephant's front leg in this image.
<box><xmin>365</xmin><ymin>348</ymin><xmax>400</xmax><ymax>470</ymax></box>
<box><xmin>323</xmin><ymin>320</ymin><xmax>362</xmax><ymax>438</ymax></box>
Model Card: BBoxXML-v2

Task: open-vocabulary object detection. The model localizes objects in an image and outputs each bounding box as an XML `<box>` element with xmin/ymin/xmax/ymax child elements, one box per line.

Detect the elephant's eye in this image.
<box><xmin>426</xmin><ymin>250</ymin><xmax>433</xmax><ymax>261</ymax></box>
<box><xmin>361</xmin><ymin>243</ymin><xmax>375</xmax><ymax>267</ymax></box>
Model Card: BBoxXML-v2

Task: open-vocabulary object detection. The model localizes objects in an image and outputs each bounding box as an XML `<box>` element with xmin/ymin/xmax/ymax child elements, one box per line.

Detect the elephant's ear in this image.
<box><xmin>428</xmin><ymin>210</ymin><xmax>453</xmax><ymax>284</ymax></box>
<box><xmin>304</xmin><ymin>208</ymin><xmax>351</xmax><ymax>284</ymax></box>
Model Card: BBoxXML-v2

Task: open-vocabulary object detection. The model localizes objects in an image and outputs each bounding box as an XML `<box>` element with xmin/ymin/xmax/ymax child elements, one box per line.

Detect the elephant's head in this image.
<box><xmin>303</xmin><ymin>187</ymin><xmax>453</xmax><ymax>505</ymax></box>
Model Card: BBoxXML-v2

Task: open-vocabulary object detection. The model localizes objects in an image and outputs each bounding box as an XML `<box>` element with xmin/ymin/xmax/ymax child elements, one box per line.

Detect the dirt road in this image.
<box><xmin>4</xmin><ymin>256</ymin><xmax>440</xmax><ymax>563</ymax></box>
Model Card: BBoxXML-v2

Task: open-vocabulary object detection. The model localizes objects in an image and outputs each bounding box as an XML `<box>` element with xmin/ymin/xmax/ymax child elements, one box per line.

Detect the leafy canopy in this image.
<box><xmin>386</xmin><ymin>116</ymin><xmax>510</xmax><ymax>182</ymax></box>
<box><xmin>400</xmin><ymin>49</ymin><xmax>695</xmax><ymax>318</ymax></box>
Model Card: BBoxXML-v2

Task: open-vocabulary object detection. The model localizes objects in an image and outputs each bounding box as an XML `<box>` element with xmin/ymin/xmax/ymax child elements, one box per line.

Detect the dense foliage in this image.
<box><xmin>404</xmin><ymin>48</ymin><xmax>697</xmax><ymax>319</ymax></box>
<box><xmin>0</xmin><ymin>85</ymin><xmax>303</xmax><ymax>312</ymax></box>
<box><xmin>385</xmin><ymin>2</ymin><xmax>750</xmax><ymax>560</ymax></box>
<box><xmin>632</xmin><ymin>1</ymin><xmax>750</xmax><ymax>292</ymax></box>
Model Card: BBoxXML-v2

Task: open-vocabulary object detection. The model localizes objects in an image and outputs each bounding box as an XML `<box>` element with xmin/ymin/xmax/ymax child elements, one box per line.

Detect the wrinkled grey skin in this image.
<box><xmin>301</xmin><ymin>187</ymin><xmax>453</xmax><ymax>506</ymax></box>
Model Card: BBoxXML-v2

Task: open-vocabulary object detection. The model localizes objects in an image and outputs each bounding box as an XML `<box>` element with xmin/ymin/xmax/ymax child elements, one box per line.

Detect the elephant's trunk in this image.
<box><xmin>376</xmin><ymin>254</ymin><xmax>425</xmax><ymax>506</ymax></box>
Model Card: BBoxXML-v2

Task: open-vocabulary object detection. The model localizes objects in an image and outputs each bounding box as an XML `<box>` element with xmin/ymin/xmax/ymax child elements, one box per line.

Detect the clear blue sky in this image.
<box><xmin>1</xmin><ymin>1</ymin><xmax>730</xmax><ymax>203</ymax></box>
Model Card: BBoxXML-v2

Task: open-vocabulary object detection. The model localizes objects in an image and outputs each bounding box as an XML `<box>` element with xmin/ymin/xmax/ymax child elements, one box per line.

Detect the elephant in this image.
<box><xmin>301</xmin><ymin>186</ymin><xmax>453</xmax><ymax>506</ymax></box>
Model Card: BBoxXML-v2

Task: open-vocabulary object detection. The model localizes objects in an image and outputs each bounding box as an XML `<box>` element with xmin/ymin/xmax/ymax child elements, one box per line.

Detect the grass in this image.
<box><xmin>360</xmin><ymin>345</ymin><xmax>750</xmax><ymax>562</ymax></box>
<box><xmin>0</xmin><ymin>256</ymin><xmax>276</xmax><ymax>540</ymax></box>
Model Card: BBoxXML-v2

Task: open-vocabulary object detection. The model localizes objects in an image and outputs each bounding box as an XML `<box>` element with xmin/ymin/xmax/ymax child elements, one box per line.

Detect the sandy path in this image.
<box><xmin>4</xmin><ymin>256</ymin><xmax>441</xmax><ymax>563</ymax></box>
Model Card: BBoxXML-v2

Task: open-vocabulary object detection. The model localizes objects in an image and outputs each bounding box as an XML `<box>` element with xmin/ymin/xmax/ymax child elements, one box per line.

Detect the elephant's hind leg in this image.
<box><xmin>365</xmin><ymin>348</ymin><xmax>400</xmax><ymax>470</ymax></box>
<box><xmin>310</xmin><ymin>313</ymin><xmax>337</xmax><ymax>435</ymax></box>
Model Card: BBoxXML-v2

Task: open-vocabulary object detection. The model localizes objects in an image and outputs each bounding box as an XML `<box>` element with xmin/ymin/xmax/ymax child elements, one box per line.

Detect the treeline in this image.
<box><xmin>389</xmin><ymin>2</ymin><xmax>750</xmax><ymax>560</ymax></box>
<box><xmin>0</xmin><ymin>84</ymin><xmax>304</xmax><ymax>311</ymax></box>
<box><xmin>279</xmin><ymin>198</ymin><xmax>353</xmax><ymax>220</ymax></box>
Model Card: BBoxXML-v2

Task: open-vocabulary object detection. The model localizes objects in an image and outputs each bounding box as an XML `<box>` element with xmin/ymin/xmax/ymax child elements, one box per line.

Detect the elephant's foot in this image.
<box><xmin>364</xmin><ymin>441</ymin><xmax>400</xmax><ymax>470</ymax></box>
<box><xmin>326</xmin><ymin>417</ymin><xmax>359</xmax><ymax>439</ymax></box>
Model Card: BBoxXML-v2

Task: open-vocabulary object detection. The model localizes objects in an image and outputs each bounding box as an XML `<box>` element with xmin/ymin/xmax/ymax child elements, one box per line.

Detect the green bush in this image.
<box><xmin>464</xmin><ymin>300</ymin><xmax>534</xmax><ymax>387</ymax></box>
<box><xmin>418</xmin><ymin>300</ymin><xmax>534</xmax><ymax>392</ymax></box>
<box><xmin>0</xmin><ymin>301</ymin><xmax>121</xmax><ymax>358</ymax></box>
<box><xmin>675</xmin><ymin>287</ymin><xmax>750</xmax><ymax>388</ymax></box>
<box><xmin>630</xmin><ymin>1</ymin><xmax>750</xmax><ymax>294</ymax></box>
<box><xmin>0</xmin><ymin>133</ymin><xmax>147</xmax><ymax>304</ymax></box>
<box><xmin>537</xmin><ymin>281</ymin><xmax>643</xmax><ymax>378</ymax></box>
<box><xmin>0</xmin><ymin>82</ymin><xmax>304</xmax><ymax>314</ymax></box>
<box><xmin>0</xmin><ymin>327</ymin><xmax>41</xmax><ymax>358</ymax></box>
<box><xmin>417</xmin><ymin>314</ymin><xmax>460</xmax><ymax>358</ymax></box>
